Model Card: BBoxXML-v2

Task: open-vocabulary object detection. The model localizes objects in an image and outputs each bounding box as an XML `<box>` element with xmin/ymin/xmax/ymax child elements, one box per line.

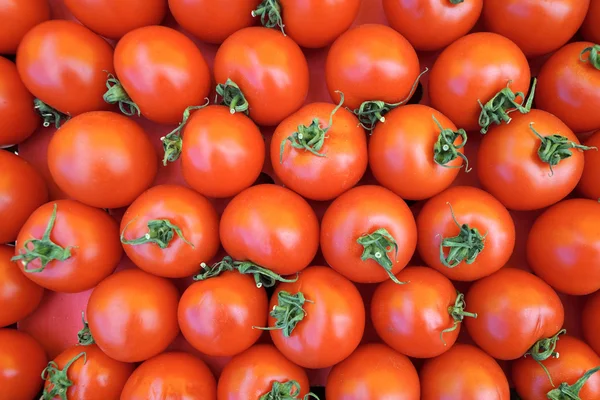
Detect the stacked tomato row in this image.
<box><xmin>2</xmin><ymin>0</ymin><xmax>600</xmax><ymax>399</ymax></box>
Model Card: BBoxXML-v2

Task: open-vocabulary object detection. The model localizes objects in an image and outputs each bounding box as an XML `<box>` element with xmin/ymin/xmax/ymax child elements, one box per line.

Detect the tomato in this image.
<box><xmin>326</xmin><ymin>343</ymin><xmax>420</xmax><ymax>400</ymax></box>
<box><xmin>478</xmin><ymin>110</ymin><xmax>590</xmax><ymax>211</ymax></box>
<box><xmin>582</xmin><ymin>0</ymin><xmax>600</xmax><ymax>43</ymax></box>
<box><xmin>0</xmin><ymin>0</ymin><xmax>50</xmax><ymax>54</ymax></box>
<box><xmin>214</xmin><ymin>27</ymin><xmax>309</xmax><ymax>127</ymax></box>
<box><xmin>583</xmin><ymin>291</ymin><xmax>600</xmax><ymax>356</ymax></box>
<box><xmin>420</xmin><ymin>344</ymin><xmax>510</xmax><ymax>400</ymax></box>
<box><xmin>0</xmin><ymin>329</ymin><xmax>47</xmax><ymax>400</ymax></box>
<box><xmin>64</xmin><ymin>0</ymin><xmax>167</xmax><ymax>40</ymax></box>
<box><xmin>416</xmin><ymin>186</ymin><xmax>515</xmax><ymax>282</ymax></box>
<box><xmin>429</xmin><ymin>32</ymin><xmax>531</xmax><ymax>132</ymax></box>
<box><xmin>482</xmin><ymin>0</ymin><xmax>590</xmax><ymax>58</ymax></box>
<box><xmin>579</xmin><ymin>130</ymin><xmax>600</xmax><ymax>200</ymax></box>
<box><xmin>266</xmin><ymin>266</ymin><xmax>365</xmax><ymax>369</ymax></box>
<box><xmin>369</xmin><ymin>104</ymin><xmax>467</xmax><ymax>200</ymax></box>
<box><xmin>536</xmin><ymin>42</ymin><xmax>600</xmax><ymax>134</ymax></box>
<box><xmin>220</xmin><ymin>184</ymin><xmax>319</xmax><ymax>276</ymax></box>
<box><xmin>120</xmin><ymin>184</ymin><xmax>220</xmax><ymax>278</ymax></box>
<box><xmin>321</xmin><ymin>185</ymin><xmax>417</xmax><ymax>283</ymax></box>
<box><xmin>272</xmin><ymin>100</ymin><xmax>368</xmax><ymax>201</ymax></box>
<box><xmin>0</xmin><ymin>150</ymin><xmax>48</xmax><ymax>243</ymax></box>
<box><xmin>47</xmin><ymin>111</ymin><xmax>157</xmax><ymax>209</ymax></box>
<box><xmin>382</xmin><ymin>0</ymin><xmax>483</xmax><ymax>51</ymax></box>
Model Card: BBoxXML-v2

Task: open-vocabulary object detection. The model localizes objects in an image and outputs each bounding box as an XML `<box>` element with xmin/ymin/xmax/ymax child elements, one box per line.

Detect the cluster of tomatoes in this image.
<box><xmin>2</xmin><ymin>0</ymin><xmax>600</xmax><ymax>399</ymax></box>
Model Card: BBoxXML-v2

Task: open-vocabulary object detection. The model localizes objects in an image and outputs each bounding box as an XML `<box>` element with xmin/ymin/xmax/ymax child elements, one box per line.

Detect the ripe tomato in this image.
<box><xmin>420</xmin><ymin>344</ymin><xmax>510</xmax><ymax>400</ymax></box>
<box><xmin>217</xmin><ymin>344</ymin><xmax>312</xmax><ymax>399</ymax></box>
<box><xmin>321</xmin><ymin>185</ymin><xmax>417</xmax><ymax>283</ymax></box>
<box><xmin>478</xmin><ymin>110</ymin><xmax>589</xmax><ymax>211</ymax></box>
<box><xmin>13</xmin><ymin>200</ymin><xmax>122</xmax><ymax>293</ymax></box>
<box><xmin>0</xmin><ymin>150</ymin><xmax>48</xmax><ymax>243</ymax></box>
<box><xmin>429</xmin><ymin>32</ymin><xmax>530</xmax><ymax>132</ymax></box>
<box><xmin>214</xmin><ymin>27</ymin><xmax>309</xmax><ymax>127</ymax></box>
<box><xmin>266</xmin><ymin>266</ymin><xmax>365</xmax><ymax>369</ymax></box>
<box><xmin>272</xmin><ymin>100</ymin><xmax>368</xmax><ymax>201</ymax></box>
<box><xmin>583</xmin><ymin>291</ymin><xmax>600</xmax><ymax>356</ymax></box>
<box><xmin>0</xmin><ymin>0</ymin><xmax>50</xmax><ymax>54</ymax></box>
<box><xmin>482</xmin><ymin>0</ymin><xmax>590</xmax><ymax>58</ymax></box>
<box><xmin>465</xmin><ymin>268</ymin><xmax>564</xmax><ymax>360</ymax></box>
<box><xmin>578</xmin><ymin>130</ymin><xmax>600</xmax><ymax>200</ymax></box>
<box><xmin>220</xmin><ymin>184</ymin><xmax>319</xmax><ymax>276</ymax></box>
<box><xmin>582</xmin><ymin>0</ymin><xmax>600</xmax><ymax>43</ymax></box>
<box><xmin>382</xmin><ymin>0</ymin><xmax>483</xmax><ymax>51</ymax></box>
<box><xmin>369</xmin><ymin>104</ymin><xmax>466</xmax><ymax>201</ymax></box>
<box><xmin>86</xmin><ymin>268</ymin><xmax>180</xmax><ymax>363</ymax></box>
<box><xmin>416</xmin><ymin>186</ymin><xmax>515</xmax><ymax>282</ymax></box>
<box><xmin>326</xmin><ymin>343</ymin><xmax>420</xmax><ymax>400</ymax></box>
<box><xmin>120</xmin><ymin>184</ymin><xmax>220</xmax><ymax>278</ymax></box>
<box><xmin>47</xmin><ymin>111</ymin><xmax>157</xmax><ymax>209</ymax></box>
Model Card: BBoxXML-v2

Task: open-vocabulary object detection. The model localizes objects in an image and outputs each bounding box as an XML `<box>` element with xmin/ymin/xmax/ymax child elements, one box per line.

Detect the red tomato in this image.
<box><xmin>582</xmin><ymin>0</ymin><xmax>600</xmax><ymax>43</ymax></box>
<box><xmin>120</xmin><ymin>184</ymin><xmax>220</xmax><ymax>278</ymax></box>
<box><xmin>272</xmin><ymin>100</ymin><xmax>368</xmax><ymax>201</ymax></box>
<box><xmin>0</xmin><ymin>329</ymin><xmax>47</xmax><ymax>400</ymax></box>
<box><xmin>578</xmin><ymin>130</ymin><xmax>600</xmax><ymax>200</ymax></box>
<box><xmin>121</xmin><ymin>352</ymin><xmax>217</xmax><ymax>399</ymax></box>
<box><xmin>478</xmin><ymin>110</ymin><xmax>589</xmax><ymax>211</ymax></box>
<box><xmin>416</xmin><ymin>186</ymin><xmax>515</xmax><ymax>282</ymax></box>
<box><xmin>429</xmin><ymin>32</ymin><xmax>531</xmax><ymax>132</ymax></box>
<box><xmin>382</xmin><ymin>0</ymin><xmax>483</xmax><ymax>51</ymax></box>
<box><xmin>13</xmin><ymin>200</ymin><xmax>122</xmax><ymax>293</ymax></box>
<box><xmin>0</xmin><ymin>150</ymin><xmax>48</xmax><ymax>243</ymax></box>
<box><xmin>369</xmin><ymin>104</ymin><xmax>466</xmax><ymax>200</ymax></box>
<box><xmin>326</xmin><ymin>343</ymin><xmax>420</xmax><ymax>400</ymax></box>
<box><xmin>214</xmin><ymin>27</ymin><xmax>309</xmax><ymax>127</ymax></box>
<box><xmin>583</xmin><ymin>291</ymin><xmax>600</xmax><ymax>356</ymax></box>
<box><xmin>266</xmin><ymin>266</ymin><xmax>365</xmax><ymax>369</ymax></box>
<box><xmin>482</xmin><ymin>0</ymin><xmax>590</xmax><ymax>58</ymax></box>
<box><xmin>16</xmin><ymin>20</ymin><xmax>114</xmax><ymax>117</ymax></box>
<box><xmin>420</xmin><ymin>344</ymin><xmax>510</xmax><ymax>400</ymax></box>
<box><xmin>465</xmin><ymin>268</ymin><xmax>564</xmax><ymax>360</ymax></box>
<box><xmin>0</xmin><ymin>0</ymin><xmax>50</xmax><ymax>54</ymax></box>
<box><xmin>47</xmin><ymin>111</ymin><xmax>157</xmax><ymax>209</ymax></box>
<box><xmin>86</xmin><ymin>269</ymin><xmax>179</xmax><ymax>363</ymax></box>
<box><xmin>220</xmin><ymin>184</ymin><xmax>319</xmax><ymax>276</ymax></box>
<box><xmin>321</xmin><ymin>185</ymin><xmax>417</xmax><ymax>283</ymax></box>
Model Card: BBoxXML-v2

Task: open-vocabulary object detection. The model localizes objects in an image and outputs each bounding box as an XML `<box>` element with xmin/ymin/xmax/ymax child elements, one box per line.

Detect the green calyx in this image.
<box><xmin>103</xmin><ymin>72</ymin><xmax>140</xmax><ymax>117</ymax></box>
<box><xmin>252</xmin><ymin>0</ymin><xmax>285</xmax><ymax>35</ymax></box>
<box><xmin>216</xmin><ymin>79</ymin><xmax>249</xmax><ymax>115</ymax></box>
<box><xmin>432</xmin><ymin>115</ymin><xmax>470</xmax><ymax>171</ymax></box>
<box><xmin>440</xmin><ymin>292</ymin><xmax>477</xmax><ymax>344</ymax></box>
<box><xmin>439</xmin><ymin>202</ymin><xmax>487</xmax><ymax>268</ymax></box>
<box><xmin>161</xmin><ymin>101</ymin><xmax>209</xmax><ymax>166</ymax></box>
<box><xmin>356</xmin><ymin>228</ymin><xmax>407</xmax><ymax>285</ymax></box>
<box><xmin>77</xmin><ymin>312</ymin><xmax>94</xmax><ymax>346</ymax></box>
<box><xmin>120</xmin><ymin>218</ymin><xmax>194</xmax><ymax>249</ymax></box>
<box><xmin>34</xmin><ymin>98</ymin><xmax>69</xmax><ymax>129</ymax></box>
<box><xmin>526</xmin><ymin>329</ymin><xmax>567</xmax><ymax>388</ymax></box>
<box><xmin>254</xmin><ymin>291</ymin><xmax>312</xmax><ymax>337</ymax></box>
<box><xmin>547</xmin><ymin>366</ymin><xmax>600</xmax><ymax>400</ymax></box>
<box><xmin>41</xmin><ymin>352</ymin><xmax>86</xmax><ymax>400</ymax></box>
<box><xmin>580</xmin><ymin>45</ymin><xmax>600</xmax><ymax>70</ymax></box>
<box><xmin>478</xmin><ymin>78</ymin><xmax>537</xmax><ymax>134</ymax></box>
<box><xmin>449</xmin><ymin>0</ymin><xmax>464</xmax><ymax>3</ymax></box>
<box><xmin>260</xmin><ymin>380</ymin><xmax>321</xmax><ymax>400</ymax></box>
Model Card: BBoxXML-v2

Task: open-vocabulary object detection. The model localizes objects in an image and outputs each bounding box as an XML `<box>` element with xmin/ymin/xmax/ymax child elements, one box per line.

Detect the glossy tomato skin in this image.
<box><xmin>86</xmin><ymin>269</ymin><xmax>180</xmax><ymax>363</ymax></box>
<box><xmin>47</xmin><ymin>111</ymin><xmax>157</xmax><ymax>209</ymax></box>
<box><xmin>582</xmin><ymin>0</ymin><xmax>600</xmax><ymax>43</ymax></box>
<box><xmin>429</xmin><ymin>32</ymin><xmax>530</xmax><ymax>132</ymax></box>
<box><xmin>465</xmin><ymin>268</ymin><xmax>564</xmax><ymax>360</ymax></box>
<box><xmin>181</xmin><ymin>105</ymin><xmax>265</xmax><ymax>198</ymax></box>
<box><xmin>326</xmin><ymin>343</ymin><xmax>420</xmax><ymax>400</ymax></box>
<box><xmin>527</xmin><ymin>199</ymin><xmax>600</xmax><ymax>295</ymax></box>
<box><xmin>214</xmin><ymin>27</ymin><xmax>309</xmax><ymax>126</ymax></box>
<box><xmin>578</xmin><ymin>130</ymin><xmax>600</xmax><ymax>200</ymax></box>
<box><xmin>0</xmin><ymin>150</ymin><xmax>48</xmax><ymax>243</ymax></box>
<box><xmin>16</xmin><ymin>20</ymin><xmax>114</xmax><ymax>116</ymax></box>
<box><xmin>416</xmin><ymin>186</ymin><xmax>515</xmax><ymax>281</ymax></box>
<box><xmin>114</xmin><ymin>26</ymin><xmax>211</xmax><ymax>124</ymax></box>
<box><xmin>583</xmin><ymin>291</ymin><xmax>600</xmax><ymax>356</ymax></box>
<box><xmin>268</xmin><ymin>266</ymin><xmax>365</xmax><ymax>369</ymax></box>
<box><xmin>478</xmin><ymin>110</ymin><xmax>585</xmax><ymax>211</ymax></box>
<box><xmin>272</xmin><ymin>102</ymin><xmax>368</xmax><ymax>201</ymax></box>
<box><xmin>321</xmin><ymin>185</ymin><xmax>417</xmax><ymax>283</ymax></box>
<box><xmin>220</xmin><ymin>184</ymin><xmax>319</xmax><ymax>276</ymax></box>
<box><xmin>120</xmin><ymin>184</ymin><xmax>220</xmax><ymax>278</ymax></box>
<box><xmin>325</xmin><ymin>24</ymin><xmax>420</xmax><ymax>110</ymax></box>
<box><xmin>14</xmin><ymin>200</ymin><xmax>122</xmax><ymax>293</ymax></box>
<box><xmin>369</xmin><ymin>104</ymin><xmax>464</xmax><ymax>200</ymax></box>
<box><xmin>420</xmin><ymin>344</ymin><xmax>510</xmax><ymax>400</ymax></box>
<box><xmin>0</xmin><ymin>0</ymin><xmax>50</xmax><ymax>54</ymax></box>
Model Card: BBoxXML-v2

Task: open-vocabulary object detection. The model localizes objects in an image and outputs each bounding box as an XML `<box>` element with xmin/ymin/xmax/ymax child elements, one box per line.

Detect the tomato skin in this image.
<box><xmin>582</xmin><ymin>0</ymin><xmax>600</xmax><ymax>43</ymax></box>
<box><xmin>120</xmin><ymin>184</ymin><xmax>220</xmax><ymax>278</ymax></box>
<box><xmin>219</xmin><ymin>184</ymin><xmax>319</xmax><ymax>276</ymax></box>
<box><xmin>321</xmin><ymin>185</ymin><xmax>417</xmax><ymax>283</ymax></box>
<box><xmin>86</xmin><ymin>269</ymin><xmax>180</xmax><ymax>363</ymax></box>
<box><xmin>272</xmin><ymin>102</ymin><xmax>368</xmax><ymax>201</ymax></box>
<box><xmin>416</xmin><ymin>186</ymin><xmax>515</xmax><ymax>282</ymax></box>
<box><xmin>429</xmin><ymin>32</ymin><xmax>530</xmax><ymax>132</ymax></box>
<box><xmin>583</xmin><ymin>291</ymin><xmax>600</xmax><ymax>356</ymax></box>
<box><xmin>16</xmin><ymin>20</ymin><xmax>114</xmax><ymax>116</ymax></box>
<box><xmin>527</xmin><ymin>199</ymin><xmax>600</xmax><ymax>295</ymax></box>
<box><xmin>47</xmin><ymin>111</ymin><xmax>157</xmax><ymax>209</ymax></box>
<box><xmin>579</xmin><ymin>130</ymin><xmax>600</xmax><ymax>200</ymax></box>
<box><xmin>214</xmin><ymin>27</ymin><xmax>309</xmax><ymax>127</ymax></box>
<box><xmin>0</xmin><ymin>0</ymin><xmax>50</xmax><ymax>54</ymax></box>
<box><xmin>181</xmin><ymin>105</ymin><xmax>265</xmax><ymax>198</ymax></box>
<box><xmin>465</xmin><ymin>268</ymin><xmax>564</xmax><ymax>361</ymax></box>
<box><xmin>325</xmin><ymin>24</ymin><xmax>420</xmax><ymax>110</ymax></box>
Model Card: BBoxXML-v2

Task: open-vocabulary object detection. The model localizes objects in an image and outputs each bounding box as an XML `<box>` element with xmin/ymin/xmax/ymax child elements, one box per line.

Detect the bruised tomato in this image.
<box><xmin>578</xmin><ymin>130</ymin><xmax>600</xmax><ymax>200</ymax></box>
<box><xmin>583</xmin><ymin>291</ymin><xmax>600</xmax><ymax>356</ymax></box>
<box><xmin>0</xmin><ymin>0</ymin><xmax>50</xmax><ymax>54</ymax></box>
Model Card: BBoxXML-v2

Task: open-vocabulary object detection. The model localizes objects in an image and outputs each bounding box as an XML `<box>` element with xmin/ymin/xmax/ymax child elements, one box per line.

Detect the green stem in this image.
<box><xmin>432</xmin><ymin>115</ymin><xmax>470</xmax><ymax>172</ymax></box>
<box><xmin>77</xmin><ymin>311</ymin><xmax>94</xmax><ymax>346</ymax></box>
<box><xmin>120</xmin><ymin>218</ymin><xmax>194</xmax><ymax>249</ymax></box>
<box><xmin>194</xmin><ymin>256</ymin><xmax>297</xmax><ymax>288</ymax></box>
<box><xmin>103</xmin><ymin>72</ymin><xmax>140</xmax><ymax>117</ymax></box>
<box><xmin>525</xmin><ymin>329</ymin><xmax>567</xmax><ymax>388</ymax></box>
<box><xmin>580</xmin><ymin>45</ymin><xmax>600</xmax><ymax>70</ymax></box>
<box><xmin>33</xmin><ymin>99</ymin><xmax>69</xmax><ymax>129</ymax></box>
<box><xmin>252</xmin><ymin>0</ymin><xmax>285</xmax><ymax>35</ymax></box>
<box><xmin>259</xmin><ymin>380</ymin><xmax>321</xmax><ymax>400</ymax></box>
<box><xmin>440</xmin><ymin>292</ymin><xmax>477</xmax><ymax>344</ymax></box>
<box><xmin>253</xmin><ymin>291</ymin><xmax>312</xmax><ymax>337</ymax></box>
<box><xmin>161</xmin><ymin>101</ymin><xmax>209</xmax><ymax>166</ymax></box>
<box><xmin>356</xmin><ymin>228</ymin><xmax>407</xmax><ymax>285</ymax></box>
<box><xmin>449</xmin><ymin>0</ymin><xmax>464</xmax><ymax>3</ymax></box>
<box><xmin>439</xmin><ymin>202</ymin><xmax>487</xmax><ymax>268</ymax></box>
<box><xmin>547</xmin><ymin>366</ymin><xmax>600</xmax><ymax>400</ymax></box>
<box><xmin>41</xmin><ymin>352</ymin><xmax>86</xmax><ymax>400</ymax></box>
<box><xmin>216</xmin><ymin>79</ymin><xmax>249</xmax><ymax>115</ymax></box>
<box><xmin>478</xmin><ymin>78</ymin><xmax>537</xmax><ymax>134</ymax></box>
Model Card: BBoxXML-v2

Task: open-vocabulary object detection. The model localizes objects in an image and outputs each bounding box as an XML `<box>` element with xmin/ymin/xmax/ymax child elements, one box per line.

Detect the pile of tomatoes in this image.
<box><xmin>2</xmin><ymin>0</ymin><xmax>600</xmax><ymax>399</ymax></box>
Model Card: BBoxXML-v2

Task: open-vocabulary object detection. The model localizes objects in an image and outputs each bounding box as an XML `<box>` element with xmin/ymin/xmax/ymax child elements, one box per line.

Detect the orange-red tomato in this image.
<box><xmin>582</xmin><ymin>0</ymin><xmax>600</xmax><ymax>43</ymax></box>
<box><xmin>578</xmin><ymin>130</ymin><xmax>600</xmax><ymax>200</ymax></box>
<box><xmin>583</xmin><ymin>291</ymin><xmax>600</xmax><ymax>356</ymax></box>
<box><xmin>0</xmin><ymin>0</ymin><xmax>50</xmax><ymax>54</ymax></box>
